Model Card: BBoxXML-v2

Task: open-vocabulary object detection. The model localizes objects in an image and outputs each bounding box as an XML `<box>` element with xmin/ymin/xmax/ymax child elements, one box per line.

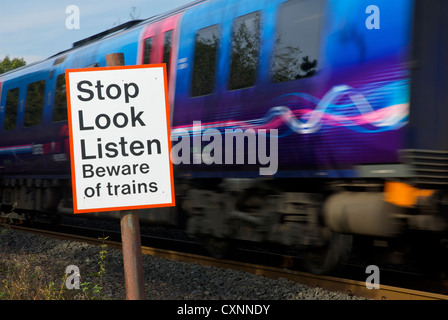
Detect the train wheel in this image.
<box><xmin>301</xmin><ymin>232</ymin><xmax>352</xmax><ymax>275</ymax></box>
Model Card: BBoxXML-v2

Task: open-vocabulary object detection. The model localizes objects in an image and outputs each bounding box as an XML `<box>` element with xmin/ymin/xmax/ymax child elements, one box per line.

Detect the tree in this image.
<box><xmin>228</xmin><ymin>12</ymin><xmax>260</xmax><ymax>90</ymax></box>
<box><xmin>191</xmin><ymin>29</ymin><xmax>219</xmax><ymax>96</ymax></box>
<box><xmin>271</xmin><ymin>44</ymin><xmax>318</xmax><ymax>83</ymax></box>
<box><xmin>0</xmin><ymin>55</ymin><xmax>26</xmax><ymax>74</ymax></box>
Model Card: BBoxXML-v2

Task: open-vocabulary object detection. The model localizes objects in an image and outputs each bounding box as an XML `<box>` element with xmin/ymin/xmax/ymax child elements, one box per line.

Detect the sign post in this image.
<box><xmin>65</xmin><ymin>53</ymin><xmax>175</xmax><ymax>300</ymax></box>
<box><xmin>107</xmin><ymin>53</ymin><xmax>145</xmax><ymax>300</ymax></box>
<box><xmin>120</xmin><ymin>209</ymin><xmax>145</xmax><ymax>300</ymax></box>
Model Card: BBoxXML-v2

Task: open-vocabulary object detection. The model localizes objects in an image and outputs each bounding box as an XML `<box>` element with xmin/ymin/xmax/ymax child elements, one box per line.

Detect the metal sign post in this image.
<box><xmin>107</xmin><ymin>53</ymin><xmax>145</xmax><ymax>300</ymax></box>
<box><xmin>120</xmin><ymin>209</ymin><xmax>146</xmax><ymax>300</ymax></box>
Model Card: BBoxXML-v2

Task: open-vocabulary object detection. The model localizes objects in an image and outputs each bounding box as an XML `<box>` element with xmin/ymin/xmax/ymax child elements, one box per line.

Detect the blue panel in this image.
<box><xmin>324</xmin><ymin>0</ymin><xmax>414</xmax><ymax>68</ymax></box>
<box><xmin>172</xmin><ymin>0</ymin><xmax>415</xmax><ymax>178</ymax></box>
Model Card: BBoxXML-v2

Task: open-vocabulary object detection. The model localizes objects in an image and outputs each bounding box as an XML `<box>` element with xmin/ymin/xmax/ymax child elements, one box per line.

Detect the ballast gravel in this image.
<box><xmin>0</xmin><ymin>227</ymin><xmax>362</xmax><ymax>300</ymax></box>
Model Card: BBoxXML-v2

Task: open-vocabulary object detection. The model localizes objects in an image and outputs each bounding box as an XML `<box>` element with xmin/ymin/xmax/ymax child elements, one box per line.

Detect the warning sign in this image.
<box><xmin>66</xmin><ymin>64</ymin><xmax>175</xmax><ymax>213</ymax></box>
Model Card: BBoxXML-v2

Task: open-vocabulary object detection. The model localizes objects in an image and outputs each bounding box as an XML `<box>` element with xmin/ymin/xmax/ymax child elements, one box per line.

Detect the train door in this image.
<box><xmin>139</xmin><ymin>14</ymin><xmax>182</xmax><ymax>119</ymax></box>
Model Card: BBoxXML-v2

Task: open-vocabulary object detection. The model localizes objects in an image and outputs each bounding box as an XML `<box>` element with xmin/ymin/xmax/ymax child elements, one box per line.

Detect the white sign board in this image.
<box><xmin>66</xmin><ymin>65</ymin><xmax>175</xmax><ymax>213</ymax></box>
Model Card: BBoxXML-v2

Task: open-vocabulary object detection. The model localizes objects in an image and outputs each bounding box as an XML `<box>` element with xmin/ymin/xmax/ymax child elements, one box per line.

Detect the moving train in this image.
<box><xmin>0</xmin><ymin>0</ymin><xmax>446</xmax><ymax>273</ymax></box>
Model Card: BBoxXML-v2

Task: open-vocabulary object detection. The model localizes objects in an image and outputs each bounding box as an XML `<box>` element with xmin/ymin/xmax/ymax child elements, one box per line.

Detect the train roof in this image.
<box><xmin>0</xmin><ymin>0</ymin><xmax>208</xmax><ymax>79</ymax></box>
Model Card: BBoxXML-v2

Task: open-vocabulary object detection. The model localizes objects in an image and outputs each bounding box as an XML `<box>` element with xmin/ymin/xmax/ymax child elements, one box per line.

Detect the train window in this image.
<box><xmin>191</xmin><ymin>25</ymin><xmax>220</xmax><ymax>97</ymax></box>
<box><xmin>272</xmin><ymin>0</ymin><xmax>323</xmax><ymax>82</ymax></box>
<box><xmin>163</xmin><ymin>31</ymin><xmax>173</xmax><ymax>79</ymax></box>
<box><xmin>143</xmin><ymin>37</ymin><xmax>152</xmax><ymax>64</ymax></box>
<box><xmin>53</xmin><ymin>74</ymin><xmax>67</xmax><ymax>122</ymax></box>
<box><xmin>229</xmin><ymin>11</ymin><xmax>261</xmax><ymax>90</ymax></box>
<box><xmin>4</xmin><ymin>88</ymin><xmax>19</xmax><ymax>131</ymax></box>
<box><xmin>24</xmin><ymin>80</ymin><xmax>45</xmax><ymax>127</ymax></box>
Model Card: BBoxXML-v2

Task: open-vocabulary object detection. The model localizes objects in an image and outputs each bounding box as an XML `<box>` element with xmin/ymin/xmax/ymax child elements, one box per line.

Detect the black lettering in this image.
<box><xmin>131</xmin><ymin>107</ymin><xmax>146</xmax><ymax>127</ymax></box>
<box><xmin>78</xmin><ymin>110</ymin><xmax>94</xmax><ymax>130</ymax></box>
<box><xmin>124</xmin><ymin>83</ymin><xmax>139</xmax><ymax>103</ymax></box>
<box><xmin>138</xmin><ymin>182</ymin><xmax>147</xmax><ymax>193</ymax></box>
<box><xmin>82</xmin><ymin>164</ymin><xmax>94</xmax><ymax>178</ymax></box>
<box><xmin>95</xmin><ymin>114</ymin><xmax>111</xmax><ymax>130</ymax></box>
<box><xmin>119</xmin><ymin>137</ymin><xmax>129</xmax><ymax>157</ymax></box>
<box><xmin>104</xmin><ymin>180</ymin><xmax>157</xmax><ymax>195</ymax></box>
<box><xmin>76</xmin><ymin>81</ymin><xmax>140</xmax><ymax>103</ymax></box>
<box><xmin>122</xmin><ymin>165</ymin><xmax>131</xmax><ymax>175</ymax></box>
<box><xmin>97</xmin><ymin>138</ymin><xmax>103</xmax><ymax>159</ymax></box>
<box><xmin>77</xmin><ymin>80</ymin><xmax>94</xmax><ymax>102</ymax></box>
<box><xmin>96</xmin><ymin>166</ymin><xmax>105</xmax><ymax>177</ymax></box>
<box><xmin>149</xmin><ymin>182</ymin><xmax>158</xmax><ymax>193</ymax></box>
<box><xmin>106</xmin><ymin>182</ymin><xmax>113</xmax><ymax>196</ymax></box>
<box><xmin>122</xmin><ymin>183</ymin><xmax>131</xmax><ymax>195</ymax></box>
<box><xmin>106</xmin><ymin>84</ymin><xmax>121</xmax><ymax>100</ymax></box>
<box><xmin>147</xmin><ymin>139</ymin><xmax>161</xmax><ymax>155</ymax></box>
<box><xmin>95</xmin><ymin>80</ymin><xmax>105</xmax><ymax>100</ymax></box>
<box><xmin>113</xmin><ymin>112</ymin><xmax>129</xmax><ymax>128</ymax></box>
<box><xmin>80</xmin><ymin>137</ymin><xmax>162</xmax><ymax>159</ymax></box>
<box><xmin>140</xmin><ymin>163</ymin><xmax>150</xmax><ymax>174</ymax></box>
<box><xmin>106</xmin><ymin>165</ymin><xmax>120</xmax><ymax>176</ymax></box>
<box><xmin>130</xmin><ymin>140</ymin><xmax>144</xmax><ymax>156</ymax></box>
<box><xmin>105</xmin><ymin>142</ymin><xmax>119</xmax><ymax>158</ymax></box>
<box><xmin>81</xmin><ymin>139</ymin><xmax>95</xmax><ymax>160</ymax></box>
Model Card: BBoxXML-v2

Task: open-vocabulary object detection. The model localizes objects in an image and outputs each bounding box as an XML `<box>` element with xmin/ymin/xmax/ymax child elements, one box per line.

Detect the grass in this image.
<box><xmin>0</xmin><ymin>230</ymin><xmax>111</xmax><ymax>300</ymax></box>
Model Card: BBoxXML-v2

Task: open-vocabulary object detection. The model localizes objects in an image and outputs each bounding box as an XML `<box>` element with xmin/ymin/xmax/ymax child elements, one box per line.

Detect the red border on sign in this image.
<box><xmin>65</xmin><ymin>64</ymin><xmax>175</xmax><ymax>214</ymax></box>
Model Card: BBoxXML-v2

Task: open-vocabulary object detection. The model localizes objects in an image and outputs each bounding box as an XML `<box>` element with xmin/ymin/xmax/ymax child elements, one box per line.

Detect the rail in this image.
<box><xmin>4</xmin><ymin>223</ymin><xmax>448</xmax><ymax>300</ymax></box>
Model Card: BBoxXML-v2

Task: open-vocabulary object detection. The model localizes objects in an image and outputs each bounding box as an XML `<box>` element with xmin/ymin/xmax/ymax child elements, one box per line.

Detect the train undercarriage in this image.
<box><xmin>2</xmin><ymin>174</ymin><xmax>448</xmax><ymax>275</ymax></box>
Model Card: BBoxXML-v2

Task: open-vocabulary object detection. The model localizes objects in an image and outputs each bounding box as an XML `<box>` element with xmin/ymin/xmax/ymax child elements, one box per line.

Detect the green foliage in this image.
<box><xmin>272</xmin><ymin>48</ymin><xmax>318</xmax><ymax>83</ymax></box>
<box><xmin>80</xmin><ymin>236</ymin><xmax>109</xmax><ymax>300</ymax></box>
<box><xmin>24</xmin><ymin>80</ymin><xmax>45</xmax><ymax>127</ymax></box>
<box><xmin>192</xmin><ymin>27</ymin><xmax>219</xmax><ymax>97</ymax></box>
<box><xmin>0</xmin><ymin>234</ymin><xmax>111</xmax><ymax>300</ymax></box>
<box><xmin>4</xmin><ymin>88</ymin><xmax>19</xmax><ymax>131</ymax></box>
<box><xmin>0</xmin><ymin>55</ymin><xmax>26</xmax><ymax>74</ymax></box>
<box><xmin>229</xmin><ymin>12</ymin><xmax>260</xmax><ymax>90</ymax></box>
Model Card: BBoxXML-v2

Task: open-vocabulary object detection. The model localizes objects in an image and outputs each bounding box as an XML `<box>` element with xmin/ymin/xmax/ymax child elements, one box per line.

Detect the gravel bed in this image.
<box><xmin>0</xmin><ymin>226</ymin><xmax>363</xmax><ymax>300</ymax></box>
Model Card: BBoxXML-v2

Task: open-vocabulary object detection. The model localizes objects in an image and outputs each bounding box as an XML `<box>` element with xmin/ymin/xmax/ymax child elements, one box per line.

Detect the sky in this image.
<box><xmin>0</xmin><ymin>0</ymin><xmax>193</xmax><ymax>64</ymax></box>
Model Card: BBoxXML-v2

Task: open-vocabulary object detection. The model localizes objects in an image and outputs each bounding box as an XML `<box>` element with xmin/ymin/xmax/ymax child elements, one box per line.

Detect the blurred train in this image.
<box><xmin>1</xmin><ymin>0</ymin><xmax>447</xmax><ymax>273</ymax></box>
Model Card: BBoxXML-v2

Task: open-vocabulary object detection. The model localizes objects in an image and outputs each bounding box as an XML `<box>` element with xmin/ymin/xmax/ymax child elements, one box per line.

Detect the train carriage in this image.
<box><xmin>0</xmin><ymin>0</ymin><xmax>447</xmax><ymax>273</ymax></box>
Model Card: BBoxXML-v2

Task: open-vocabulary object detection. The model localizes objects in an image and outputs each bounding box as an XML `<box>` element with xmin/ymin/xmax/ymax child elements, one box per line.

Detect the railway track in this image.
<box><xmin>3</xmin><ymin>221</ymin><xmax>448</xmax><ymax>300</ymax></box>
